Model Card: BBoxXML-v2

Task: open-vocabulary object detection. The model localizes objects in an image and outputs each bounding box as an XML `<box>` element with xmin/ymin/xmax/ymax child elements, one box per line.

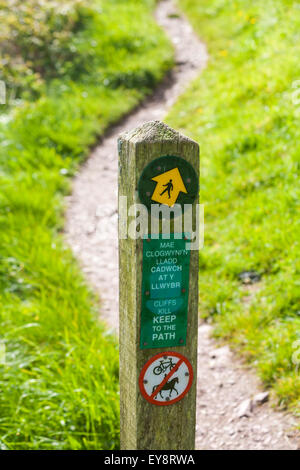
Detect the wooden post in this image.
<box><xmin>118</xmin><ymin>121</ymin><xmax>199</xmax><ymax>450</ymax></box>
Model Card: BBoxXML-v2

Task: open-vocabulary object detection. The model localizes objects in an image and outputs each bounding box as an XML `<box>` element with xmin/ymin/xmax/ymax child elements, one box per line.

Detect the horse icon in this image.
<box><xmin>152</xmin><ymin>375</ymin><xmax>179</xmax><ymax>400</ymax></box>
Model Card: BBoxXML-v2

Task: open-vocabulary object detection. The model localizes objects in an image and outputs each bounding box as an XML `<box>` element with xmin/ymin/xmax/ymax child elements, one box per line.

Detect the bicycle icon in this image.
<box><xmin>153</xmin><ymin>357</ymin><xmax>177</xmax><ymax>376</ymax></box>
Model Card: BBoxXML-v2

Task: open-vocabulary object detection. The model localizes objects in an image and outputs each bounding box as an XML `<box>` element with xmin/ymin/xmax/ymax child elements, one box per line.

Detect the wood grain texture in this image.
<box><xmin>118</xmin><ymin>121</ymin><xmax>199</xmax><ymax>450</ymax></box>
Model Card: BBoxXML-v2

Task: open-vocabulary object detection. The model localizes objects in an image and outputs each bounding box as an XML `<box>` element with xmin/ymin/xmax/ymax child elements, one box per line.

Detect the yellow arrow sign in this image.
<box><xmin>151</xmin><ymin>167</ymin><xmax>187</xmax><ymax>207</ymax></box>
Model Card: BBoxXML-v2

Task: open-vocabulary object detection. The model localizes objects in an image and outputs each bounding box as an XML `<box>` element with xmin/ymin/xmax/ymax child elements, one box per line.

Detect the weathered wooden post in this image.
<box><xmin>118</xmin><ymin>121</ymin><xmax>199</xmax><ymax>450</ymax></box>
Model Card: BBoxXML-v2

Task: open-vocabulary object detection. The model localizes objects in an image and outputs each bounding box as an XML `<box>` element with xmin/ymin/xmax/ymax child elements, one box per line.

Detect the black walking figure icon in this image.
<box><xmin>160</xmin><ymin>179</ymin><xmax>173</xmax><ymax>199</ymax></box>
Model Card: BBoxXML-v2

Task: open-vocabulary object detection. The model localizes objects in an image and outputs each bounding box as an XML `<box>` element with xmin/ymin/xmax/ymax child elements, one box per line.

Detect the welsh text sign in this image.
<box><xmin>140</xmin><ymin>233</ymin><xmax>191</xmax><ymax>349</ymax></box>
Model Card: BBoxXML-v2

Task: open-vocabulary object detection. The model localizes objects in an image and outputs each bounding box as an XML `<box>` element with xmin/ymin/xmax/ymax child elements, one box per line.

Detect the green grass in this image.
<box><xmin>166</xmin><ymin>0</ymin><xmax>300</xmax><ymax>412</ymax></box>
<box><xmin>0</xmin><ymin>0</ymin><xmax>173</xmax><ymax>449</ymax></box>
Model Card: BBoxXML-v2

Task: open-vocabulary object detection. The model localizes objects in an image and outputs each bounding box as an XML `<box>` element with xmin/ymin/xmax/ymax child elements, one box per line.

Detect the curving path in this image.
<box><xmin>65</xmin><ymin>0</ymin><xmax>299</xmax><ymax>450</ymax></box>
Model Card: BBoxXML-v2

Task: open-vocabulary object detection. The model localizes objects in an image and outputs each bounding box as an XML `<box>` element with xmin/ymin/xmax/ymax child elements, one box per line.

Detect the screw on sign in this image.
<box><xmin>139</xmin><ymin>352</ymin><xmax>193</xmax><ymax>406</ymax></box>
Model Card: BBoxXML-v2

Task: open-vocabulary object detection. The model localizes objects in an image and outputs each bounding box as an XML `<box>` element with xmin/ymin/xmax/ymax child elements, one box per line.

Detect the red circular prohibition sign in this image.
<box><xmin>139</xmin><ymin>351</ymin><xmax>193</xmax><ymax>406</ymax></box>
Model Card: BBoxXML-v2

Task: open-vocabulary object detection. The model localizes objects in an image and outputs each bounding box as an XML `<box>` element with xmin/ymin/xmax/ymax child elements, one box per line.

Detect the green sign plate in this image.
<box><xmin>140</xmin><ymin>233</ymin><xmax>191</xmax><ymax>350</ymax></box>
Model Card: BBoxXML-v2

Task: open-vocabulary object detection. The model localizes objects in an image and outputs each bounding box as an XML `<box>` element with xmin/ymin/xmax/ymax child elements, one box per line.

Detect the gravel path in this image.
<box><xmin>65</xmin><ymin>0</ymin><xmax>299</xmax><ymax>450</ymax></box>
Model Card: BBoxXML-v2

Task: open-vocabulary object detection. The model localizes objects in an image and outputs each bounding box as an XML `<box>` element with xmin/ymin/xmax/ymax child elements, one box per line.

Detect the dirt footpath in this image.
<box><xmin>65</xmin><ymin>0</ymin><xmax>299</xmax><ymax>450</ymax></box>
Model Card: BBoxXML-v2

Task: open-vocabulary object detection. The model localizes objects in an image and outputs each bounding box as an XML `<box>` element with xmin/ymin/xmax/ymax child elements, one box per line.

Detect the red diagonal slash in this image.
<box><xmin>150</xmin><ymin>358</ymin><xmax>184</xmax><ymax>400</ymax></box>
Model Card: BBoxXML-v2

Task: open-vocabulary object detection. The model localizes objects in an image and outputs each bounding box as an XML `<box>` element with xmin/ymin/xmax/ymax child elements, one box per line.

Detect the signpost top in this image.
<box><xmin>119</xmin><ymin>120</ymin><xmax>199</xmax><ymax>147</ymax></box>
